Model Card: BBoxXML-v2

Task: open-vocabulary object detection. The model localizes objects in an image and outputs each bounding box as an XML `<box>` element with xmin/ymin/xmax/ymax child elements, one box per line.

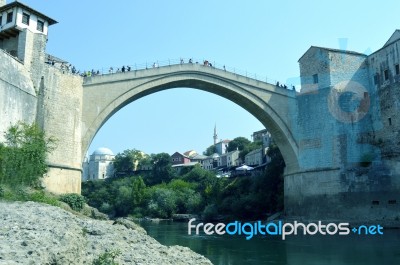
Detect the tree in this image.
<box><xmin>203</xmin><ymin>144</ymin><xmax>217</xmax><ymax>156</ymax></box>
<box><xmin>227</xmin><ymin>137</ymin><xmax>251</xmax><ymax>152</ymax></box>
<box><xmin>0</xmin><ymin>122</ymin><xmax>56</xmax><ymax>187</ymax></box>
<box><xmin>227</xmin><ymin>137</ymin><xmax>262</xmax><ymax>161</ymax></box>
<box><xmin>131</xmin><ymin>177</ymin><xmax>146</xmax><ymax>206</ymax></box>
<box><xmin>148</xmin><ymin>153</ymin><xmax>175</xmax><ymax>184</ymax></box>
<box><xmin>114</xmin><ymin>149</ymin><xmax>145</xmax><ymax>173</ymax></box>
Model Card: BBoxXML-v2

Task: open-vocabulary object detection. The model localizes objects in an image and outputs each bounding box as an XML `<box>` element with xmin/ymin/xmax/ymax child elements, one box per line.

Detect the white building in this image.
<box><xmin>245</xmin><ymin>148</ymin><xmax>265</xmax><ymax>167</ymax></box>
<box><xmin>218</xmin><ymin>150</ymin><xmax>240</xmax><ymax>168</ymax></box>
<box><xmin>0</xmin><ymin>1</ymin><xmax>57</xmax><ymax>62</ymax></box>
<box><xmin>82</xmin><ymin>147</ymin><xmax>115</xmax><ymax>181</ymax></box>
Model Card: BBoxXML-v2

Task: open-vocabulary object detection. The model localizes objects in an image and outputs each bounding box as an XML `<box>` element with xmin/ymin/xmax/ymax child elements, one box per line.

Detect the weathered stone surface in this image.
<box><xmin>0</xmin><ymin>201</ymin><xmax>212</xmax><ymax>265</ymax></box>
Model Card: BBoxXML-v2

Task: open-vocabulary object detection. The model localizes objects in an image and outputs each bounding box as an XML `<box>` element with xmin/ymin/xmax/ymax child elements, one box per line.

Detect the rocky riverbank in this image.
<box><xmin>0</xmin><ymin>201</ymin><xmax>212</xmax><ymax>264</ymax></box>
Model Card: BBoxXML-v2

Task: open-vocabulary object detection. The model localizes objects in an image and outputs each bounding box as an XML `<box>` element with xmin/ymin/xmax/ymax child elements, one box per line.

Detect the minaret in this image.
<box><xmin>213</xmin><ymin>124</ymin><xmax>218</xmax><ymax>145</ymax></box>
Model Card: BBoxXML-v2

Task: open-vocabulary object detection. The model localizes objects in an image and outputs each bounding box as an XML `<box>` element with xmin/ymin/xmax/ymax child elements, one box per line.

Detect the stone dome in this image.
<box><xmin>92</xmin><ymin>147</ymin><xmax>114</xmax><ymax>156</ymax></box>
<box><xmin>212</xmin><ymin>153</ymin><xmax>220</xmax><ymax>159</ymax></box>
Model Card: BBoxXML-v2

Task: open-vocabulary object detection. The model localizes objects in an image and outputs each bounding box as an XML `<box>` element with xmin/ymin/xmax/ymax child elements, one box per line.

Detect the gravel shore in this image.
<box><xmin>0</xmin><ymin>201</ymin><xmax>212</xmax><ymax>265</ymax></box>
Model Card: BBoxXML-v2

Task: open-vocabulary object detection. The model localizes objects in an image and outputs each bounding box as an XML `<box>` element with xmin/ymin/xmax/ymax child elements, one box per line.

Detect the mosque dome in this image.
<box><xmin>212</xmin><ymin>153</ymin><xmax>220</xmax><ymax>159</ymax></box>
<box><xmin>92</xmin><ymin>147</ymin><xmax>114</xmax><ymax>156</ymax></box>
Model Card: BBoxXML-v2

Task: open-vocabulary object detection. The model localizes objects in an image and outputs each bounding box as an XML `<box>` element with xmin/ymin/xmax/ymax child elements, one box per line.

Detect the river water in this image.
<box><xmin>139</xmin><ymin>220</ymin><xmax>400</xmax><ymax>265</ymax></box>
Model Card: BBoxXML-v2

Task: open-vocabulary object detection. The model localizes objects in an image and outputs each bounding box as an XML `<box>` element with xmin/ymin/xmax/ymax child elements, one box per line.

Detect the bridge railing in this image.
<box><xmin>81</xmin><ymin>58</ymin><xmax>295</xmax><ymax>89</ymax></box>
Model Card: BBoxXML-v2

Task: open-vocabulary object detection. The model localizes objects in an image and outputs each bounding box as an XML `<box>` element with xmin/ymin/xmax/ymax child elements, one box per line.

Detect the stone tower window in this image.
<box><xmin>384</xmin><ymin>69</ymin><xmax>389</xmax><ymax>81</ymax></box>
<box><xmin>313</xmin><ymin>74</ymin><xmax>318</xmax><ymax>84</ymax></box>
<box><xmin>37</xmin><ymin>20</ymin><xmax>44</xmax><ymax>32</ymax></box>
<box><xmin>6</xmin><ymin>11</ymin><xmax>13</xmax><ymax>23</ymax></box>
<box><xmin>388</xmin><ymin>117</ymin><xmax>392</xmax><ymax>126</ymax></box>
<box><xmin>0</xmin><ymin>15</ymin><xmax>2</xmax><ymax>26</ymax></box>
<box><xmin>395</xmin><ymin>64</ymin><xmax>399</xmax><ymax>75</ymax></box>
<box><xmin>22</xmin><ymin>13</ymin><xmax>30</xmax><ymax>25</ymax></box>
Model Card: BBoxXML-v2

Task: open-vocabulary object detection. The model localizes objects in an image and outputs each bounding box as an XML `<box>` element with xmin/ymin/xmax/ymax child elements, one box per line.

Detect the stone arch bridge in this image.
<box><xmin>82</xmin><ymin>63</ymin><xmax>299</xmax><ymax>175</ymax></box>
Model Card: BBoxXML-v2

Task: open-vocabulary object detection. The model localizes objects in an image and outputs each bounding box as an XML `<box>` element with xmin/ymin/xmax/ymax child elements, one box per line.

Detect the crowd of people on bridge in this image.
<box><xmin>276</xmin><ymin>81</ymin><xmax>296</xmax><ymax>90</ymax></box>
<box><xmin>45</xmin><ymin>56</ymin><xmax>296</xmax><ymax>90</ymax></box>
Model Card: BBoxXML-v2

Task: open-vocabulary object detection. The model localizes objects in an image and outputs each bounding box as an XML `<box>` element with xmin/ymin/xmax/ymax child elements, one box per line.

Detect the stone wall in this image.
<box><xmin>37</xmin><ymin>65</ymin><xmax>83</xmax><ymax>194</ymax></box>
<box><xmin>285</xmin><ymin>168</ymin><xmax>400</xmax><ymax>221</ymax></box>
<box><xmin>289</xmin><ymin>46</ymin><xmax>396</xmax><ymax>220</ymax></box>
<box><xmin>0</xmin><ymin>50</ymin><xmax>36</xmax><ymax>142</ymax></box>
<box><xmin>368</xmin><ymin>39</ymin><xmax>400</xmax><ymax>159</ymax></box>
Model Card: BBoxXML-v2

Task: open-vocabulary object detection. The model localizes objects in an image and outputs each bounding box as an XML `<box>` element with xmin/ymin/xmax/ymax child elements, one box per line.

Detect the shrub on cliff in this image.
<box><xmin>0</xmin><ymin>122</ymin><xmax>56</xmax><ymax>187</ymax></box>
<box><xmin>59</xmin><ymin>193</ymin><xmax>86</xmax><ymax>211</ymax></box>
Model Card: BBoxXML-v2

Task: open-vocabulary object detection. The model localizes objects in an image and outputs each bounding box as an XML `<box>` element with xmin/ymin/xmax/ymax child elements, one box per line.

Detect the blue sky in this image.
<box><xmin>18</xmin><ymin>0</ymin><xmax>400</xmax><ymax>156</ymax></box>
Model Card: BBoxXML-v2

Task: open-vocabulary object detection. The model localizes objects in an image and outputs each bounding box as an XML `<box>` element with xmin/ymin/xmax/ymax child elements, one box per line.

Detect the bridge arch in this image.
<box><xmin>82</xmin><ymin>64</ymin><xmax>299</xmax><ymax>174</ymax></box>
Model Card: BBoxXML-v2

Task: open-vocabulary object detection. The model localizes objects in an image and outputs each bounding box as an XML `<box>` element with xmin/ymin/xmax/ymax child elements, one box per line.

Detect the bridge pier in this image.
<box><xmin>284</xmin><ymin>165</ymin><xmax>400</xmax><ymax>221</ymax></box>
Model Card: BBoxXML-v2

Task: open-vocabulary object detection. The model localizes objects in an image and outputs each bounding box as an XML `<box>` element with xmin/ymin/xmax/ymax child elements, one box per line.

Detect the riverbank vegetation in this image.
<box><xmin>0</xmin><ymin>122</ymin><xmax>89</xmax><ymax>213</ymax></box>
<box><xmin>0</xmin><ymin>122</ymin><xmax>60</xmax><ymax>204</ymax></box>
<box><xmin>83</xmin><ymin>145</ymin><xmax>285</xmax><ymax>221</ymax></box>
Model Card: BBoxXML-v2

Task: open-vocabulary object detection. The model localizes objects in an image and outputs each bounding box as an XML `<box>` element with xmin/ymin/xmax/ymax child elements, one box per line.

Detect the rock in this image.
<box><xmin>172</xmin><ymin>214</ymin><xmax>199</xmax><ymax>221</ymax></box>
<box><xmin>113</xmin><ymin>218</ymin><xmax>147</xmax><ymax>235</ymax></box>
<box><xmin>0</xmin><ymin>201</ymin><xmax>212</xmax><ymax>265</ymax></box>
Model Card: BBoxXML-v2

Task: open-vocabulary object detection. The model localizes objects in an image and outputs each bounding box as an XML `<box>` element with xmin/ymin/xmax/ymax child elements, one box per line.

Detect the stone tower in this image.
<box><xmin>213</xmin><ymin>124</ymin><xmax>218</xmax><ymax>145</ymax></box>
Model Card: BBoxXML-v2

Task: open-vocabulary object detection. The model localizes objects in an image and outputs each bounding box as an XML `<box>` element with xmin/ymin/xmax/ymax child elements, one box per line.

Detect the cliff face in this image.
<box><xmin>0</xmin><ymin>201</ymin><xmax>212</xmax><ymax>265</ymax></box>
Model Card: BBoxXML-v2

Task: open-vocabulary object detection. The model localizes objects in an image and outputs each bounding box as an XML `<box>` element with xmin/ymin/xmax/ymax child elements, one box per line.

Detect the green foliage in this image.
<box><xmin>203</xmin><ymin>144</ymin><xmax>217</xmax><ymax>156</ymax></box>
<box><xmin>29</xmin><ymin>190</ymin><xmax>60</xmax><ymax>206</ymax></box>
<box><xmin>147</xmin><ymin>187</ymin><xmax>177</xmax><ymax>218</ymax></box>
<box><xmin>227</xmin><ymin>137</ymin><xmax>251</xmax><ymax>152</ymax></box>
<box><xmin>0</xmin><ymin>122</ymin><xmax>56</xmax><ymax>187</ymax></box>
<box><xmin>202</xmin><ymin>204</ymin><xmax>218</xmax><ymax>221</ymax></box>
<box><xmin>0</xmin><ymin>185</ymin><xmax>60</xmax><ymax>206</ymax></box>
<box><xmin>82</xmin><ymin>144</ymin><xmax>286</xmax><ymax>221</ymax></box>
<box><xmin>131</xmin><ymin>177</ymin><xmax>146</xmax><ymax>206</ymax></box>
<box><xmin>226</xmin><ymin>137</ymin><xmax>262</xmax><ymax>161</ymax></box>
<box><xmin>92</xmin><ymin>250</ymin><xmax>121</xmax><ymax>265</ymax></box>
<box><xmin>114</xmin><ymin>149</ymin><xmax>146</xmax><ymax>173</ymax></box>
<box><xmin>148</xmin><ymin>153</ymin><xmax>175</xmax><ymax>185</ymax></box>
<box><xmin>59</xmin><ymin>193</ymin><xmax>86</xmax><ymax>211</ymax></box>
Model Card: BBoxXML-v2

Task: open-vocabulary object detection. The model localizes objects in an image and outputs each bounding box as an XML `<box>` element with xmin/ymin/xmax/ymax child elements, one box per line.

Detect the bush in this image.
<box><xmin>0</xmin><ymin>122</ymin><xmax>56</xmax><ymax>187</ymax></box>
<box><xmin>59</xmin><ymin>193</ymin><xmax>86</xmax><ymax>211</ymax></box>
<box><xmin>146</xmin><ymin>188</ymin><xmax>177</xmax><ymax>218</ymax></box>
<box><xmin>29</xmin><ymin>190</ymin><xmax>60</xmax><ymax>207</ymax></box>
<box><xmin>92</xmin><ymin>250</ymin><xmax>121</xmax><ymax>265</ymax></box>
<box><xmin>202</xmin><ymin>204</ymin><xmax>218</xmax><ymax>221</ymax></box>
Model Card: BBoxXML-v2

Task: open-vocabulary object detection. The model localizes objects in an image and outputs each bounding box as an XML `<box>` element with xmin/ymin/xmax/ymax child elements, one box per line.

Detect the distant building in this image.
<box><xmin>202</xmin><ymin>153</ymin><xmax>220</xmax><ymax>170</ymax></box>
<box><xmin>171</xmin><ymin>151</ymin><xmax>201</xmax><ymax>173</ymax></box>
<box><xmin>245</xmin><ymin>148</ymin><xmax>265</xmax><ymax>167</ymax></box>
<box><xmin>183</xmin><ymin>150</ymin><xmax>197</xmax><ymax>158</ymax></box>
<box><xmin>213</xmin><ymin>124</ymin><xmax>218</xmax><ymax>145</ymax></box>
<box><xmin>190</xmin><ymin>153</ymin><xmax>207</xmax><ymax>167</ymax></box>
<box><xmin>215</xmin><ymin>139</ymin><xmax>230</xmax><ymax>155</ymax></box>
<box><xmin>218</xmin><ymin>150</ymin><xmax>240</xmax><ymax>168</ymax></box>
<box><xmin>82</xmin><ymin>147</ymin><xmax>115</xmax><ymax>181</ymax></box>
<box><xmin>171</xmin><ymin>152</ymin><xmax>191</xmax><ymax>165</ymax></box>
<box><xmin>252</xmin><ymin>129</ymin><xmax>272</xmax><ymax>146</ymax></box>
